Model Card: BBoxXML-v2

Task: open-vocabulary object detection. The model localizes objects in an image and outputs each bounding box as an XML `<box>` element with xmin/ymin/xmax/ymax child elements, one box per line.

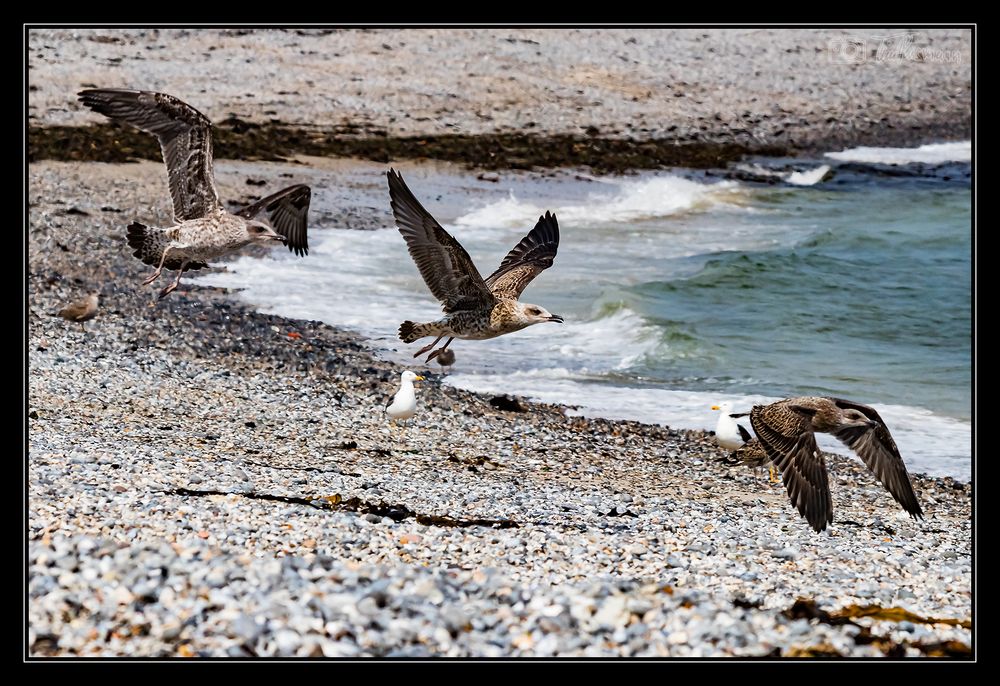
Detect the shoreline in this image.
<box><xmin>27</xmin><ymin>159</ymin><xmax>971</xmax><ymax>657</ymax></box>
<box><xmin>28</xmin><ymin>119</ymin><xmax>970</xmax><ymax>174</ymax></box>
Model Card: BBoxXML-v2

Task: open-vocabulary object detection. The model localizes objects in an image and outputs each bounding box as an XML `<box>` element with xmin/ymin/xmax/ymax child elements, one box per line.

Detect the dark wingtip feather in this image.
<box><xmin>538</xmin><ymin>210</ymin><xmax>559</xmax><ymax>228</ymax></box>
<box><xmin>78</xmin><ymin>88</ymin><xmax>120</xmax><ymax>113</ymax></box>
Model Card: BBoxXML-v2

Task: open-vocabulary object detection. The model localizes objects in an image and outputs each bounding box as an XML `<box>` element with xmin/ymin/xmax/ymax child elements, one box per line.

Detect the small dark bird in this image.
<box><xmin>727</xmin><ymin>435</ymin><xmax>777</xmax><ymax>481</ymax></box>
<box><xmin>57</xmin><ymin>293</ymin><xmax>99</xmax><ymax>330</ymax></box>
<box><xmin>435</xmin><ymin>348</ymin><xmax>456</xmax><ymax>370</ymax></box>
<box><xmin>747</xmin><ymin>396</ymin><xmax>923</xmax><ymax>532</ymax></box>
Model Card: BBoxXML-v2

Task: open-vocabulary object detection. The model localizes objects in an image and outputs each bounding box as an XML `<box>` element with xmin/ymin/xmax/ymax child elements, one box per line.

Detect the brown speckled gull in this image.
<box><xmin>749</xmin><ymin>396</ymin><xmax>924</xmax><ymax>532</ymax></box>
<box><xmin>78</xmin><ymin>88</ymin><xmax>312</xmax><ymax>299</ymax></box>
<box><xmin>387</xmin><ymin>168</ymin><xmax>563</xmax><ymax>362</ymax></box>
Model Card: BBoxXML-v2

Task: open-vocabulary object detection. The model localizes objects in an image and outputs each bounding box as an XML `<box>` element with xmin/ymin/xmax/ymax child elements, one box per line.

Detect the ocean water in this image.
<box><xmin>196</xmin><ymin>142</ymin><xmax>972</xmax><ymax>478</ymax></box>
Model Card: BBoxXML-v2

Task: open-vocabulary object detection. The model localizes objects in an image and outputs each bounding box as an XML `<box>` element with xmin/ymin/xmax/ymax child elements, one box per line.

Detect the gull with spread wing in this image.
<box><xmin>387</xmin><ymin>169</ymin><xmax>563</xmax><ymax>362</ymax></box>
<box><xmin>747</xmin><ymin>396</ymin><xmax>924</xmax><ymax>532</ymax></box>
<box><xmin>78</xmin><ymin>88</ymin><xmax>312</xmax><ymax>299</ymax></box>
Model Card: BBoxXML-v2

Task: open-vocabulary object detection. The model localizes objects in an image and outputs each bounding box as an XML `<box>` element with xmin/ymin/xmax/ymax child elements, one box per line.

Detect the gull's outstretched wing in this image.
<box><xmin>750</xmin><ymin>402</ymin><xmax>834</xmax><ymax>532</ymax></box>
<box><xmin>387</xmin><ymin>169</ymin><xmax>494</xmax><ymax>313</ymax></box>
<box><xmin>828</xmin><ymin>397</ymin><xmax>924</xmax><ymax>520</ymax></box>
<box><xmin>485</xmin><ymin>211</ymin><xmax>560</xmax><ymax>300</ymax></box>
<box><xmin>79</xmin><ymin>88</ymin><xmax>220</xmax><ymax>222</ymax></box>
<box><xmin>238</xmin><ymin>184</ymin><xmax>312</xmax><ymax>257</ymax></box>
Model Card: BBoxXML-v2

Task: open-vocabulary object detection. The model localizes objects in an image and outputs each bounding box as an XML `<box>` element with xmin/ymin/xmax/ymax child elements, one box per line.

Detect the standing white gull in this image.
<box><xmin>78</xmin><ymin>88</ymin><xmax>312</xmax><ymax>299</ymax></box>
<box><xmin>386</xmin><ymin>370</ymin><xmax>425</xmax><ymax>426</ymax></box>
<box><xmin>713</xmin><ymin>401</ymin><xmax>778</xmax><ymax>482</ymax></box>
<box><xmin>711</xmin><ymin>401</ymin><xmax>752</xmax><ymax>450</ymax></box>
<box><xmin>387</xmin><ymin>169</ymin><xmax>563</xmax><ymax>362</ymax></box>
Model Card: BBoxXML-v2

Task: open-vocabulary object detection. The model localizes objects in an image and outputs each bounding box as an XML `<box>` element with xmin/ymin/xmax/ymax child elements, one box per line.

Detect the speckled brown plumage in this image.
<box><xmin>78</xmin><ymin>88</ymin><xmax>312</xmax><ymax>298</ymax></box>
<box><xmin>237</xmin><ymin>184</ymin><xmax>312</xmax><ymax>256</ymax></box>
<box><xmin>749</xmin><ymin>396</ymin><xmax>923</xmax><ymax>532</ymax></box>
<box><xmin>387</xmin><ymin>168</ymin><xmax>563</xmax><ymax>361</ymax></box>
<box><xmin>729</xmin><ymin>436</ymin><xmax>771</xmax><ymax>470</ymax></box>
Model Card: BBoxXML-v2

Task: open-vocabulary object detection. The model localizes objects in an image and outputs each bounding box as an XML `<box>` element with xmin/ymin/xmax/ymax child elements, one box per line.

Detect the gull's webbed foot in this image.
<box><xmin>158</xmin><ymin>282</ymin><xmax>179</xmax><ymax>300</ymax></box>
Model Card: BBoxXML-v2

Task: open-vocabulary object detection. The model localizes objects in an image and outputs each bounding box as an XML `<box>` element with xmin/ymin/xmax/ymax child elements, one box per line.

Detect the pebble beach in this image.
<box><xmin>27</xmin><ymin>27</ymin><xmax>972</xmax><ymax>658</ymax></box>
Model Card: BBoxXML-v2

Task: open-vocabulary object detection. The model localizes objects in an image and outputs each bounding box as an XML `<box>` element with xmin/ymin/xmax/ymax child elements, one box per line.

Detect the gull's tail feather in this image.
<box><xmin>126</xmin><ymin>222</ymin><xmax>206</xmax><ymax>272</ymax></box>
<box><xmin>399</xmin><ymin>320</ymin><xmax>435</xmax><ymax>343</ymax></box>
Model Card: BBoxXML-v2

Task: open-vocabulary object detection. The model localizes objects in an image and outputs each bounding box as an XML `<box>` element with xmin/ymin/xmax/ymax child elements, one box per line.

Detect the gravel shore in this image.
<box><xmin>29</xmin><ymin>27</ymin><xmax>971</xmax><ymax>168</ymax></box>
<box><xmin>27</xmin><ymin>159</ymin><xmax>972</xmax><ymax>657</ymax></box>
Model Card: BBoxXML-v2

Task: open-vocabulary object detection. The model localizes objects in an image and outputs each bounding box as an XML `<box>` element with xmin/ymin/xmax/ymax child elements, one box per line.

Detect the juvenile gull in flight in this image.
<box><xmin>57</xmin><ymin>292</ymin><xmax>99</xmax><ymax>330</ymax></box>
<box><xmin>748</xmin><ymin>396</ymin><xmax>924</xmax><ymax>532</ymax></box>
<box><xmin>78</xmin><ymin>88</ymin><xmax>312</xmax><ymax>299</ymax></box>
<box><xmin>387</xmin><ymin>169</ymin><xmax>563</xmax><ymax>361</ymax></box>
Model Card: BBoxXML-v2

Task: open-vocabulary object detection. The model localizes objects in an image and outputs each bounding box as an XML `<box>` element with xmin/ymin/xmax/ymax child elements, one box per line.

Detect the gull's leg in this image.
<box><xmin>142</xmin><ymin>247</ymin><xmax>172</xmax><ymax>286</ymax></box>
<box><xmin>769</xmin><ymin>464</ymin><xmax>778</xmax><ymax>484</ymax></box>
<box><xmin>425</xmin><ymin>337</ymin><xmax>455</xmax><ymax>363</ymax></box>
<box><xmin>158</xmin><ymin>260</ymin><xmax>188</xmax><ymax>300</ymax></box>
<box><xmin>413</xmin><ymin>334</ymin><xmax>445</xmax><ymax>358</ymax></box>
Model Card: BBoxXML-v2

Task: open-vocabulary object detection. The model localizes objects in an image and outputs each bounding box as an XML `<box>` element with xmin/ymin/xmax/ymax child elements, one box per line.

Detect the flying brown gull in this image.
<box><xmin>749</xmin><ymin>396</ymin><xmax>924</xmax><ymax>532</ymax></box>
<box><xmin>387</xmin><ymin>168</ymin><xmax>563</xmax><ymax>362</ymax></box>
<box><xmin>57</xmin><ymin>292</ymin><xmax>99</xmax><ymax>330</ymax></box>
<box><xmin>78</xmin><ymin>88</ymin><xmax>312</xmax><ymax>299</ymax></box>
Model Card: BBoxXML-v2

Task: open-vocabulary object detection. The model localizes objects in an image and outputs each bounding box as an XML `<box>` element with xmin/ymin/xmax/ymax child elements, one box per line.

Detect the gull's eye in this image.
<box><xmin>529</xmin><ymin>308</ymin><xmax>540</xmax><ymax>315</ymax></box>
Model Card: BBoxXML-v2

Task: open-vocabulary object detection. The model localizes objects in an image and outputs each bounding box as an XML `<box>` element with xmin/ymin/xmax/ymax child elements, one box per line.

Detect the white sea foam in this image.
<box><xmin>455</xmin><ymin>175</ymin><xmax>745</xmax><ymax>229</ymax></box>
<box><xmin>732</xmin><ymin>163</ymin><xmax>832</xmax><ymax>186</ymax></box>
<box><xmin>825</xmin><ymin>141</ymin><xmax>971</xmax><ymax>165</ymax></box>
<box><xmin>786</xmin><ymin>165</ymin><xmax>832</xmax><ymax>186</ymax></box>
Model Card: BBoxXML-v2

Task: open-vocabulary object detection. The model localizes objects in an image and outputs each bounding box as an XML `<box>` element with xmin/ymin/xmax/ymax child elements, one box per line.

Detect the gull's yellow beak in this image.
<box><xmin>414</xmin><ymin>376</ymin><xmax>425</xmax><ymax>381</ymax></box>
<box><xmin>711</xmin><ymin>405</ymin><xmax>721</xmax><ymax>411</ymax></box>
